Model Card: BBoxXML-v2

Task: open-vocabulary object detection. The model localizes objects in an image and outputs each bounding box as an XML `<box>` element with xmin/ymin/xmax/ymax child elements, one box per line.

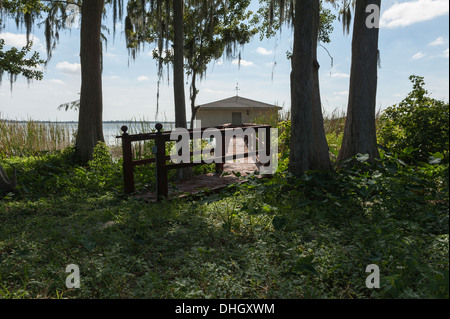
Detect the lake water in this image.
<box><xmin>103</xmin><ymin>121</ymin><xmax>175</xmax><ymax>144</ymax></box>
<box><xmin>55</xmin><ymin>121</ymin><xmax>175</xmax><ymax>145</ymax></box>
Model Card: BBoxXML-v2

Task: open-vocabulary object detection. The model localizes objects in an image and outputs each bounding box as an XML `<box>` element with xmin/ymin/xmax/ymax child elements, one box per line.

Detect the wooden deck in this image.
<box><xmin>136</xmin><ymin>136</ymin><xmax>263</xmax><ymax>202</ymax></box>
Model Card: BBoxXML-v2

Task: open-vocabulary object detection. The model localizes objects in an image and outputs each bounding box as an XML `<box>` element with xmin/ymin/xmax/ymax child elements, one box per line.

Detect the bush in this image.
<box><xmin>378</xmin><ymin>75</ymin><xmax>449</xmax><ymax>164</ymax></box>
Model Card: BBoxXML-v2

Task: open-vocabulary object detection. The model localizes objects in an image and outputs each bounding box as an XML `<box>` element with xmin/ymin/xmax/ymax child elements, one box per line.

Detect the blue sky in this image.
<box><xmin>0</xmin><ymin>0</ymin><xmax>449</xmax><ymax>122</ymax></box>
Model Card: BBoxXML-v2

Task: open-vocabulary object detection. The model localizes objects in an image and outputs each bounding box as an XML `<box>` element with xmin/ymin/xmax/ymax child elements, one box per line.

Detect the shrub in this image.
<box><xmin>378</xmin><ymin>75</ymin><xmax>449</xmax><ymax>164</ymax></box>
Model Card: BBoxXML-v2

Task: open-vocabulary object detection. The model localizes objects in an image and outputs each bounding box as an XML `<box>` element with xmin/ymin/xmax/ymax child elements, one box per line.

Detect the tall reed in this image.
<box><xmin>251</xmin><ymin>104</ymin><xmax>290</xmax><ymax>129</ymax></box>
<box><xmin>110</xmin><ymin>116</ymin><xmax>174</xmax><ymax>160</ymax></box>
<box><xmin>0</xmin><ymin>115</ymin><xmax>74</xmax><ymax>157</ymax></box>
<box><xmin>322</xmin><ymin>108</ymin><xmax>347</xmax><ymax>136</ymax></box>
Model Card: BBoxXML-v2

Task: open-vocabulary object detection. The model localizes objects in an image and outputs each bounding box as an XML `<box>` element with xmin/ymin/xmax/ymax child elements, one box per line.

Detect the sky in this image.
<box><xmin>0</xmin><ymin>0</ymin><xmax>449</xmax><ymax>122</ymax></box>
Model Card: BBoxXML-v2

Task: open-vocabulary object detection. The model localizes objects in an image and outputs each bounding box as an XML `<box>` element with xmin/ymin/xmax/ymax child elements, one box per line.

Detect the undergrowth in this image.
<box><xmin>0</xmin><ymin>142</ymin><xmax>448</xmax><ymax>299</ymax></box>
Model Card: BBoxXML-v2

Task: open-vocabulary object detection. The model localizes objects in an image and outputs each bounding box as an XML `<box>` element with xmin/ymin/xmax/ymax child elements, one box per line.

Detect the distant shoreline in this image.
<box><xmin>0</xmin><ymin>120</ymin><xmax>175</xmax><ymax>124</ymax></box>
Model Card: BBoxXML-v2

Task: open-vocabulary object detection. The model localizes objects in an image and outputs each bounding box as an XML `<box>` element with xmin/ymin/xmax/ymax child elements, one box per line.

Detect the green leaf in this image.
<box><xmin>430</xmin><ymin>151</ymin><xmax>444</xmax><ymax>159</ymax></box>
<box><xmin>232</xmin><ymin>171</ymin><xmax>241</xmax><ymax>177</ymax></box>
<box><xmin>293</xmin><ymin>255</ymin><xmax>318</xmax><ymax>275</ymax></box>
<box><xmin>272</xmin><ymin>216</ymin><xmax>287</xmax><ymax>231</ymax></box>
<box><xmin>262</xmin><ymin>204</ymin><xmax>274</xmax><ymax>213</ymax></box>
<box><xmin>81</xmin><ymin>238</ymin><xmax>96</xmax><ymax>252</ymax></box>
<box><xmin>402</xmin><ymin>146</ymin><xmax>416</xmax><ymax>155</ymax></box>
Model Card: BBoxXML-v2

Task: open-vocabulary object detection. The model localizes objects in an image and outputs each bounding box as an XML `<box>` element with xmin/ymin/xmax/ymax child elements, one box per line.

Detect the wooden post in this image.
<box><xmin>215</xmin><ymin>129</ymin><xmax>226</xmax><ymax>173</ymax></box>
<box><xmin>121</xmin><ymin>126</ymin><xmax>135</xmax><ymax>193</ymax></box>
<box><xmin>266</xmin><ymin>126</ymin><xmax>271</xmax><ymax>165</ymax></box>
<box><xmin>155</xmin><ymin>123</ymin><xmax>168</xmax><ymax>199</ymax></box>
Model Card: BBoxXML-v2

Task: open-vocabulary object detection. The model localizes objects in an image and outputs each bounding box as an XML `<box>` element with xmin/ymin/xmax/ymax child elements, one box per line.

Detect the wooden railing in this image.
<box><xmin>117</xmin><ymin>123</ymin><xmax>271</xmax><ymax>200</ymax></box>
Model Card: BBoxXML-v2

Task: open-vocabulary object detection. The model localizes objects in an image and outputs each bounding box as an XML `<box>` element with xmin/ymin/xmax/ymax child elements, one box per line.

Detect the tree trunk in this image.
<box><xmin>173</xmin><ymin>0</ymin><xmax>191</xmax><ymax>179</ymax></box>
<box><xmin>337</xmin><ymin>0</ymin><xmax>380</xmax><ymax>162</ymax></box>
<box><xmin>76</xmin><ymin>0</ymin><xmax>105</xmax><ymax>163</ymax></box>
<box><xmin>189</xmin><ymin>70</ymin><xmax>199</xmax><ymax>129</ymax></box>
<box><xmin>0</xmin><ymin>163</ymin><xmax>16</xmax><ymax>192</ymax></box>
<box><xmin>311</xmin><ymin>3</ymin><xmax>331</xmax><ymax>171</ymax></box>
<box><xmin>289</xmin><ymin>0</ymin><xmax>330</xmax><ymax>176</ymax></box>
<box><xmin>173</xmin><ymin>0</ymin><xmax>187</xmax><ymax>129</ymax></box>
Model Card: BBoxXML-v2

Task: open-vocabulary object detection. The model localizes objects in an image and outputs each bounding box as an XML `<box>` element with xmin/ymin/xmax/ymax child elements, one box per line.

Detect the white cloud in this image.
<box><xmin>1</xmin><ymin>32</ymin><xmax>28</xmax><ymax>47</ymax></box>
<box><xmin>329</xmin><ymin>72</ymin><xmax>350</xmax><ymax>78</ymax></box>
<box><xmin>137</xmin><ymin>75</ymin><xmax>150</xmax><ymax>82</ymax></box>
<box><xmin>48</xmin><ymin>79</ymin><xmax>65</xmax><ymax>85</ymax></box>
<box><xmin>56</xmin><ymin>61</ymin><xmax>81</xmax><ymax>75</ymax></box>
<box><xmin>411</xmin><ymin>51</ymin><xmax>426</xmax><ymax>60</ymax></box>
<box><xmin>203</xmin><ymin>88</ymin><xmax>228</xmax><ymax>95</ymax></box>
<box><xmin>256</xmin><ymin>47</ymin><xmax>273</xmax><ymax>56</ymax></box>
<box><xmin>380</xmin><ymin>0</ymin><xmax>449</xmax><ymax>28</ymax></box>
<box><xmin>232</xmin><ymin>59</ymin><xmax>254</xmax><ymax>67</ymax></box>
<box><xmin>0</xmin><ymin>32</ymin><xmax>45</xmax><ymax>52</ymax></box>
<box><xmin>428</xmin><ymin>36</ymin><xmax>446</xmax><ymax>46</ymax></box>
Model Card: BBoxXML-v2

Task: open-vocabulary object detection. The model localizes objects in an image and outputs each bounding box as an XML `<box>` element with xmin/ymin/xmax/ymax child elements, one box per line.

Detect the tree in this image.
<box><xmin>172</xmin><ymin>0</ymin><xmax>191</xmax><ymax>180</ymax></box>
<box><xmin>1</xmin><ymin>0</ymin><xmax>46</xmax><ymax>192</ymax></box>
<box><xmin>263</xmin><ymin>0</ymin><xmax>333</xmax><ymax>176</ymax></box>
<box><xmin>37</xmin><ymin>0</ymin><xmax>124</xmax><ymax>162</ymax></box>
<box><xmin>0</xmin><ymin>162</ymin><xmax>16</xmax><ymax>192</ymax></box>
<box><xmin>288</xmin><ymin>0</ymin><xmax>331</xmax><ymax>176</ymax></box>
<box><xmin>255</xmin><ymin>0</ymin><xmax>335</xmax><ymax>45</ymax></box>
<box><xmin>378</xmin><ymin>75</ymin><xmax>449</xmax><ymax>164</ymax></box>
<box><xmin>48</xmin><ymin>0</ymin><xmax>124</xmax><ymax>162</ymax></box>
<box><xmin>184</xmin><ymin>0</ymin><xmax>256</xmax><ymax>129</ymax></box>
<box><xmin>2</xmin><ymin>0</ymin><xmax>125</xmax><ymax>163</ymax></box>
<box><xmin>336</xmin><ymin>0</ymin><xmax>381</xmax><ymax>162</ymax></box>
<box><xmin>0</xmin><ymin>0</ymin><xmax>46</xmax><ymax>88</ymax></box>
<box><xmin>125</xmin><ymin>0</ymin><xmax>255</xmax><ymax>180</ymax></box>
<box><xmin>173</xmin><ymin>0</ymin><xmax>186</xmax><ymax>129</ymax></box>
<box><xmin>75</xmin><ymin>0</ymin><xmax>106</xmax><ymax>162</ymax></box>
<box><xmin>125</xmin><ymin>0</ymin><xmax>256</xmax><ymax>129</ymax></box>
<box><xmin>125</xmin><ymin>0</ymin><xmax>191</xmax><ymax>178</ymax></box>
<box><xmin>0</xmin><ymin>38</ymin><xmax>44</xmax><ymax>88</ymax></box>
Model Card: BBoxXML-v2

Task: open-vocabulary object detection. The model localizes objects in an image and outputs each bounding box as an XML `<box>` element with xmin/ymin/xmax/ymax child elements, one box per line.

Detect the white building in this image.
<box><xmin>195</xmin><ymin>96</ymin><xmax>282</xmax><ymax>128</ymax></box>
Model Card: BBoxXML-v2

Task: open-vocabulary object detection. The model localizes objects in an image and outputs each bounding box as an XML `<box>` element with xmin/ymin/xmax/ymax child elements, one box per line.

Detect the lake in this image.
<box><xmin>50</xmin><ymin>121</ymin><xmax>175</xmax><ymax>145</ymax></box>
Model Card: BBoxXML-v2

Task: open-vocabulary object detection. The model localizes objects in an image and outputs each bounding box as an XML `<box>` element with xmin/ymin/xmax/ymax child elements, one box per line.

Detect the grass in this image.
<box><xmin>0</xmin><ymin>116</ymin><xmax>74</xmax><ymax>157</ymax></box>
<box><xmin>0</xmin><ymin>113</ymin><xmax>448</xmax><ymax>299</ymax></box>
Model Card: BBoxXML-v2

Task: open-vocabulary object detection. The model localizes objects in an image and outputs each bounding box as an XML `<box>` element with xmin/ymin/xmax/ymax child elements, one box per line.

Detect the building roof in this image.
<box><xmin>197</xmin><ymin>96</ymin><xmax>282</xmax><ymax>111</ymax></box>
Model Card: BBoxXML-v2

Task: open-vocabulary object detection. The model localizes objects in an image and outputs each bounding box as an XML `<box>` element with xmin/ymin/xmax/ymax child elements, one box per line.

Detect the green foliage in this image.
<box><xmin>0</xmin><ymin>104</ymin><xmax>448</xmax><ymax>299</ymax></box>
<box><xmin>126</xmin><ymin>0</ymin><xmax>257</xmax><ymax>64</ymax></box>
<box><xmin>0</xmin><ymin>39</ymin><xmax>45</xmax><ymax>87</ymax></box>
<box><xmin>378</xmin><ymin>75</ymin><xmax>449</xmax><ymax>164</ymax></box>
<box><xmin>0</xmin><ymin>147</ymin><xmax>448</xmax><ymax>298</ymax></box>
<box><xmin>0</xmin><ymin>143</ymin><xmax>124</xmax><ymax>199</ymax></box>
<box><xmin>0</xmin><ymin>0</ymin><xmax>48</xmax><ymax>14</ymax></box>
<box><xmin>0</xmin><ymin>0</ymin><xmax>48</xmax><ymax>87</ymax></box>
<box><xmin>234</xmin><ymin>155</ymin><xmax>449</xmax><ymax>298</ymax></box>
